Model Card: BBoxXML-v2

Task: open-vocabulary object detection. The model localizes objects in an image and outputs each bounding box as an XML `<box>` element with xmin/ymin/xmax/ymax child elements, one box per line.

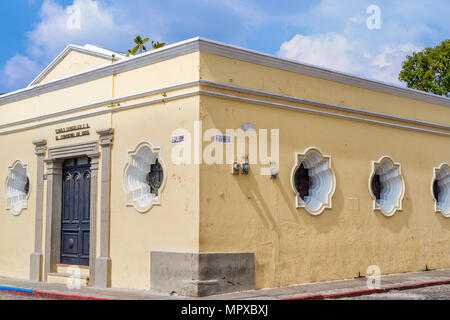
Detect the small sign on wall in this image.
<box><xmin>215</xmin><ymin>135</ymin><xmax>232</xmax><ymax>144</ymax></box>
<box><xmin>241</xmin><ymin>123</ymin><xmax>256</xmax><ymax>131</ymax></box>
<box><xmin>55</xmin><ymin>124</ymin><xmax>90</xmax><ymax>141</ymax></box>
<box><xmin>171</xmin><ymin>135</ymin><xmax>185</xmax><ymax>144</ymax></box>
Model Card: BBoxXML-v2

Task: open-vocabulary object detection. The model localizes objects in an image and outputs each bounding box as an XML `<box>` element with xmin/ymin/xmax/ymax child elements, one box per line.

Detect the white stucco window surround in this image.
<box><xmin>5</xmin><ymin>160</ymin><xmax>31</xmax><ymax>216</ymax></box>
<box><xmin>432</xmin><ymin>163</ymin><xmax>450</xmax><ymax>218</ymax></box>
<box><xmin>123</xmin><ymin>141</ymin><xmax>167</xmax><ymax>213</ymax></box>
<box><xmin>291</xmin><ymin>147</ymin><xmax>336</xmax><ymax>216</ymax></box>
<box><xmin>369</xmin><ymin>156</ymin><xmax>405</xmax><ymax>217</ymax></box>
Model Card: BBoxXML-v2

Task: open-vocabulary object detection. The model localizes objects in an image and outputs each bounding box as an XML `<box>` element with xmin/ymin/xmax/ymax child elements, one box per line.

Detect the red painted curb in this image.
<box><xmin>33</xmin><ymin>290</ymin><xmax>111</xmax><ymax>300</ymax></box>
<box><xmin>0</xmin><ymin>288</ymin><xmax>111</xmax><ymax>300</ymax></box>
<box><xmin>284</xmin><ymin>279</ymin><xmax>450</xmax><ymax>300</ymax></box>
<box><xmin>384</xmin><ymin>280</ymin><xmax>450</xmax><ymax>292</ymax></box>
<box><xmin>322</xmin><ymin>288</ymin><xmax>385</xmax><ymax>299</ymax></box>
<box><xmin>0</xmin><ymin>290</ymin><xmax>35</xmax><ymax>298</ymax></box>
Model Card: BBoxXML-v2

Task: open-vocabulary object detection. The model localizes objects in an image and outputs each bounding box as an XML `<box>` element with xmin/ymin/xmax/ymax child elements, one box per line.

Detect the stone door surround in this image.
<box><xmin>30</xmin><ymin>129</ymin><xmax>114</xmax><ymax>288</ymax></box>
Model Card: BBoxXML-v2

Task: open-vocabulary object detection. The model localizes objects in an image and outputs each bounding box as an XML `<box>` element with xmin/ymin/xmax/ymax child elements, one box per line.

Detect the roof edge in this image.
<box><xmin>0</xmin><ymin>36</ymin><xmax>447</xmax><ymax>108</ymax></box>
<box><xmin>27</xmin><ymin>44</ymin><xmax>127</xmax><ymax>87</ymax></box>
<box><xmin>195</xmin><ymin>37</ymin><xmax>450</xmax><ymax>106</ymax></box>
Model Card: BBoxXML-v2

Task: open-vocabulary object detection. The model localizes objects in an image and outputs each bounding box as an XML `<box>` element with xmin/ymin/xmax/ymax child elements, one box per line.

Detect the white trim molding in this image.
<box><xmin>28</xmin><ymin>44</ymin><xmax>126</xmax><ymax>87</ymax></box>
<box><xmin>5</xmin><ymin>159</ymin><xmax>31</xmax><ymax>216</ymax></box>
<box><xmin>0</xmin><ymin>38</ymin><xmax>200</xmax><ymax>106</ymax></box>
<box><xmin>432</xmin><ymin>163</ymin><xmax>450</xmax><ymax>218</ymax></box>
<box><xmin>122</xmin><ymin>141</ymin><xmax>167</xmax><ymax>213</ymax></box>
<box><xmin>199</xmin><ymin>80</ymin><xmax>450</xmax><ymax>131</ymax></box>
<box><xmin>291</xmin><ymin>147</ymin><xmax>336</xmax><ymax>216</ymax></box>
<box><xmin>1</xmin><ymin>37</ymin><xmax>449</xmax><ymax>108</ymax></box>
<box><xmin>196</xmin><ymin>38</ymin><xmax>450</xmax><ymax>107</ymax></box>
<box><xmin>369</xmin><ymin>156</ymin><xmax>406</xmax><ymax>217</ymax></box>
<box><xmin>2</xmin><ymin>85</ymin><xmax>449</xmax><ymax>139</ymax></box>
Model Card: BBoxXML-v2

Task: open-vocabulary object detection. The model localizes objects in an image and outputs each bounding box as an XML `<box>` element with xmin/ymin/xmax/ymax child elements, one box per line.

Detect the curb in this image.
<box><xmin>284</xmin><ymin>279</ymin><xmax>450</xmax><ymax>300</ymax></box>
<box><xmin>2</xmin><ymin>279</ymin><xmax>449</xmax><ymax>300</ymax></box>
<box><xmin>0</xmin><ymin>286</ymin><xmax>110</xmax><ymax>300</ymax></box>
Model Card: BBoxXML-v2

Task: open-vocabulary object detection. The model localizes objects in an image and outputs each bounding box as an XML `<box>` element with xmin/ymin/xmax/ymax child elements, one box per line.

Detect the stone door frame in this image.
<box><xmin>29</xmin><ymin>129</ymin><xmax>114</xmax><ymax>288</ymax></box>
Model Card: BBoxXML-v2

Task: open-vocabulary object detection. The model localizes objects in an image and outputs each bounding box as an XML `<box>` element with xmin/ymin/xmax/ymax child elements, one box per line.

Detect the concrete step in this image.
<box><xmin>56</xmin><ymin>264</ymin><xmax>90</xmax><ymax>277</ymax></box>
<box><xmin>47</xmin><ymin>272</ymin><xmax>89</xmax><ymax>287</ymax></box>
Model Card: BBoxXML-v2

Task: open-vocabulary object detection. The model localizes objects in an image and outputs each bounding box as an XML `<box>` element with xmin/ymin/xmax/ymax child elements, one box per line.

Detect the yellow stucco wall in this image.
<box><xmin>0</xmin><ymin>114</ymin><xmax>109</xmax><ymax>279</ymax></box>
<box><xmin>0</xmin><ymin>129</ymin><xmax>38</xmax><ymax>279</ymax></box>
<box><xmin>0</xmin><ymin>51</ymin><xmax>201</xmax><ymax>288</ymax></box>
<box><xmin>38</xmin><ymin>50</ymin><xmax>112</xmax><ymax>85</ymax></box>
<box><xmin>109</xmin><ymin>96</ymin><xmax>200</xmax><ymax>290</ymax></box>
<box><xmin>0</xmin><ymin>42</ymin><xmax>448</xmax><ymax>292</ymax></box>
<box><xmin>197</xmin><ymin>52</ymin><xmax>450</xmax><ymax>289</ymax></box>
<box><xmin>199</xmin><ymin>52</ymin><xmax>449</xmax><ymax>126</ymax></box>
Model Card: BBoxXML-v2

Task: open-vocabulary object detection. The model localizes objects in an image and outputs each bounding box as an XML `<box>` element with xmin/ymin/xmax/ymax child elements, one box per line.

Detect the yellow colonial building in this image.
<box><xmin>0</xmin><ymin>38</ymin><xmax>449</xmax><ymax>297</ymax></box>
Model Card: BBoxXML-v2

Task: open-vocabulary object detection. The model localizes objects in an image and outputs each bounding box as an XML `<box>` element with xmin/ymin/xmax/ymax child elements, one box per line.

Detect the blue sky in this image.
<box><xmin>0</xmin><ymin>0</ymin><xmax>448</xmax><ymax>93</ymax></box>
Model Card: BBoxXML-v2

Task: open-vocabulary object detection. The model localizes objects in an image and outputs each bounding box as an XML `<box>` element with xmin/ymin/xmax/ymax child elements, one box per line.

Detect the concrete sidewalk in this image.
<box><xmin>1</xmin><ymin>269</ymin><xmax>449</xmax><ymax>300</ymax></box>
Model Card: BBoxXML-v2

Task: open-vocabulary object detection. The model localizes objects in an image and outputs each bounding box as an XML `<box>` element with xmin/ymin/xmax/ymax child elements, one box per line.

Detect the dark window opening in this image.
<box><xmin>63</xmin><ymin>157</ymin><xmax>91</xmax><ymax>168</ymax></box>
<box><xmin>24</xmin><ymin>177</ymin><xmax>30</xmax><ymax>195</ymax></box>
<box><xmin>294</xmin><ymin>163</ymin><xmax>310</xmax><ymax>201</ymax></box>
<box><xmin>371</xmin><ymin>174</ymin><xmax>382</xmax><ymax>200</ymax></box>
<box><xmin>433</xmin><ymin>179</ymin><xmax>441</xmax><ymax>202</ymax></box>
<box><xmin>146</xmin><ymin>159</ymin><xmax>164</xmax><ymax>195</ymax></box>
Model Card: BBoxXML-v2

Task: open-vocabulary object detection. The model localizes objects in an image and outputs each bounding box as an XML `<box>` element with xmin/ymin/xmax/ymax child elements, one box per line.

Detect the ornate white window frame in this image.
<box><xmin>432</xmin><ymin>163</ymin><xmax>449</xmax><ymax>218</ymax></box>
<box><xmin>291</xmin><ymin>147</ymin><xmax>336</xmax><ymax>216</ymax></box>
<box><xmin>5</xmin><ymin>159</ymin><xmax>31</xmax><ymax>216</ymax></box>
<box><xmin>122</xmin><ymin>140</ymin><xmax>167</xmax><ymax>213</ymax></box>
<box><xmin>369</xmin><ymin>156</ymin><xmax>405</xmax><ymax>217</ymax></box>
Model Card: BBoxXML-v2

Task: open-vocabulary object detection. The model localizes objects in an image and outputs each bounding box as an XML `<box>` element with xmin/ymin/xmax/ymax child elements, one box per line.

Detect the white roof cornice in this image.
<box><xmin>27</xmin><ymin>44</ymin><xmax>127</xmax><ymax>87</ymax></box>
<box><xmin>195</xmin><ymin>37</ymin><xmax>450</xmax><ymax>107</ymax></box>
<box><xmin>1</xmin><ymin>37</ymin><xmax>448</xmax><ymax>108</ymax></box>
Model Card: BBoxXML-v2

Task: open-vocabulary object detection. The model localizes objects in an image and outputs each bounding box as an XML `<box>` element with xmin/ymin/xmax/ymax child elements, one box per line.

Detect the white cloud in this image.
<box><xmin>350</xmin><ymin>16</ymin><xmax>365</xmax><ymax>25</ymax></box>
<box><xmin>0</xmin><ymin>55</ymin><xmax>42</xmax><ymax>90</ymax></box>
<box><xmin>1</xmin><ymin>0</ymin><xmax>447</xmax><ymax>91</ymax></box>
<box><xmin>275</xmin><ymin>0</ymin><xmax>449</xmax><ymax>86</ymax></box>
<box><xmin>1</xmin><ymin>0</ymin><xmax>166</xmax><ymax>91</ymax></box>
<box><xmin>215</xmin><ymin>0</ymin><xmax>268</xmax><ymax>27</ymax></box>
<box><xmin>279</xmin><ymin>33</ymin><xmax>353</xmax><ymax>73</ymax></box>
<box><xmin>27</xmin><ymin>0</ymin><xmax>134</xmax><ymax>59</ymax></box>
<box><xmin>278</xmin><ymin>32</ymin><xmax>420</xmax><ymax>85</ymax></box>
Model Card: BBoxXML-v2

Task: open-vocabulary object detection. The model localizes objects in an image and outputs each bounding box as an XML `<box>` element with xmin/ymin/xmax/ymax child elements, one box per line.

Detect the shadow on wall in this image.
<box><xmin>374</xmin><ymin>173</ymin><xmax>412</xmax><ymax>234</ymax></box>
<box><xmin>275</xmin><ymin>169</ymin><xmax>341</xmax><ymax>234</ymax></box>
<box><xmin>234</xmin><ymin>171</ymin><xmax>281</xmax><ymax>237</ymax></box>
<box><xmin>232</xmin><ymin>164</ymin><xmax>343</xmax><ymax>287</ymax></box>
<box><xmin>233</xmin><ymin>163</ymin><xmax>343</xmax><ymax>236</ymax></box>
<box><xmin>437</xmin><ymin>214</ymin><xmax>450</xmax><ymax>229</ymax></box>
<box><xmin>232</xmin><ymin>172</ymin><xmax>280</xmax><ymax>287</ymax></box>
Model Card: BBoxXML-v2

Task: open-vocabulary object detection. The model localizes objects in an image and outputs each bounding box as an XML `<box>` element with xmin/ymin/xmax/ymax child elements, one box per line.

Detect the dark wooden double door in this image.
<box><xmin>60</xmin><ymin>157</ymin><xmax>91</xmax><ymax>266</ymax></box>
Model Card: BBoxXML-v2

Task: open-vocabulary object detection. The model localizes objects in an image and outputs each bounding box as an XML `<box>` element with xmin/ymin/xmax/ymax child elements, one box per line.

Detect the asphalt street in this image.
<box><xmin>1</xmin><ymin>284</ymin><xmax>449</xmax><ymax>300</ymax></box>
<box><xmin>335</xmin><ymin>284</ymin><xmax>450</xmax><ymax>300</ymax></box>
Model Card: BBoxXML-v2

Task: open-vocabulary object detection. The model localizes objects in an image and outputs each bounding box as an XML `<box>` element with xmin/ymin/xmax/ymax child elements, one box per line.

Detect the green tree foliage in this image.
<box><xmin>126</xmin><ymin>35</ymin><xmax>165</xmax><ymax>57</ymax></box>
<box><xmin>399</xmin><ymin>39</ymin><xmax>449</xmax><ymax>97</ymax></box>
<box><xmin>151</xmin><ymin>41</ymin><xmax>165</xmax><ymax>50</ymax></box>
